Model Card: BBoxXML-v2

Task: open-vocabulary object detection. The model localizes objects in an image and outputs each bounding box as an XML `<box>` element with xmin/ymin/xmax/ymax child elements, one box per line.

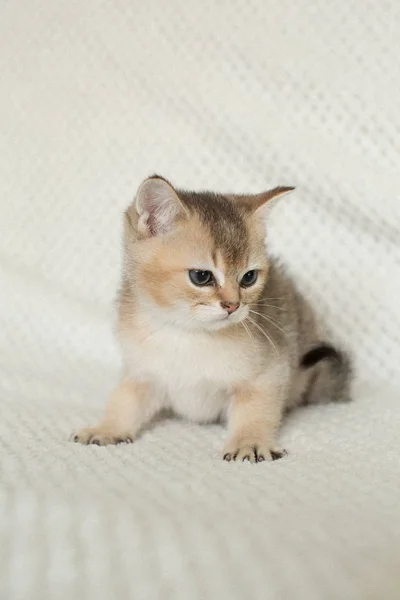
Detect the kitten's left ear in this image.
<box><xmin>254</xmin><ymin>186</ymin><xmax>295</xmax><ymax>207</ymax></box>
<box><xmin>134</xmin><ymin>175</ymin><xmax>188</xmax><ymax>237</ymax></box>
<box><xmin>231</xmin><ymin>186</ymin><xmax>294</xmax><ymax>219</ymax></box>
<box><xmin>250</xmin><ymin>186</ymin><xmax>295</xmax><ymax>219</ymax></box>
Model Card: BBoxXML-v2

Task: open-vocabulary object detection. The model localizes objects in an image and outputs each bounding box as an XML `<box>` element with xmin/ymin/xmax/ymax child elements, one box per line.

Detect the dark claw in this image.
<box><xmin>223</xmin><ymin>453</ymin><xmax>232</xmax><ymax>461</ymax></box>
<box><xmin>242</xmin><ymin>455</ymin><xmax>250</xmax><ymax>461</ymax></box>
<box><xmin>257</xmin><ymin>455</ymin><xmax>265</xmax><ymax>462</ymax></box>
<box><xmin>271</xmin><ymin>449</ymin><xmax>287</xmax><ymax>461</ymax></box>
<box><xmin>126</xmin><ymin>437</ymin><xmax>133</xmax><ymax>444</ymax></box>
<box><xmin>253</xmin><ymin>446</ymin><xmax>259</xmax><ymax>462</ymax></box>
<box><xmin>73</xmin><ymin>435</ymin><xmax>79</xmax><ymax>442</ymax></box>
<box><xmin>91</xmin><ymin>439</ymin><xmax>100</xmax><ymax>446</ymax></box>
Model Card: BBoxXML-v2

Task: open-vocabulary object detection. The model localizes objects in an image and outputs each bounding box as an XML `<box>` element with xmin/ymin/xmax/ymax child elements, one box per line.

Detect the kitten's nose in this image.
<box><xmin>221</xmin><ymin>301</ymin><xmax>240</xmax><ymax>315</ymax></box>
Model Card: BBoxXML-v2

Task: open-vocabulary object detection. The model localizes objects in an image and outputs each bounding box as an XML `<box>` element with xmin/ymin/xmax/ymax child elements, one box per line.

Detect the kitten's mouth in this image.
<box><xmin>219</xmin><ymin>312</ymin><xmax>236</xmax><ymax>321</ymax></box>
<box><xmin>214</xmin><ymin>309</ymin><xmax>246</xmax><ymax>326</ymax></box>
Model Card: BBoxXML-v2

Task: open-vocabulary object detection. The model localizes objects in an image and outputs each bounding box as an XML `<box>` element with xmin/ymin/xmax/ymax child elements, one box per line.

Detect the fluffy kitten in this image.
<box><xmin>72</xmin><ymin>175</ymin><xmax>351</xmax><ymax>462</ymax></box>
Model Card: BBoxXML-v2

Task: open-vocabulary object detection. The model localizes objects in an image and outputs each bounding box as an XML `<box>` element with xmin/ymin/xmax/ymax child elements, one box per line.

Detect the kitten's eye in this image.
<box><xmin>188</xmin><ymin>270</ymin><xmax>214</xmax><ymax>286</ymax></box>
<box><xmin>240</xmin><ymin>270</ymin><xmax>258</xmax><ymax>287</ymax></box>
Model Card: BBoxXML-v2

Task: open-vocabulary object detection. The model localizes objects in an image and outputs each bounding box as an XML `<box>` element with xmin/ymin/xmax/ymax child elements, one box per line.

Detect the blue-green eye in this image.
<box><xmin>240</xmin><ymin>270</ymin><xmax>258</xmax><ymax>287</ymax></box>
<box><xmin>189</xmin><ymin>270</ymin><xmax>214</xmax><ymax>286</ymax></box>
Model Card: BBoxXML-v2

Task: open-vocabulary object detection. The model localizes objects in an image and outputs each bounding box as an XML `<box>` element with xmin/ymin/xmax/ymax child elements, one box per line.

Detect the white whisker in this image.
<box><xmin>249</xmin><ymin>309</ymin><xmax>285</xmax><ymax>334</ymax></box>
<box><xmin>249</xmin><ymin>302</ymin><xmax>288</xmax><ymax>312</ymax></box>
<box><xmin>241</xmin><ymin>320</ymin><xmax>256</xmax><ymax>349</ymax></box>
<box><xmin>246</xmin><ymin>316</ymin><xmax>279</xmax><ymax>355</ymax></box>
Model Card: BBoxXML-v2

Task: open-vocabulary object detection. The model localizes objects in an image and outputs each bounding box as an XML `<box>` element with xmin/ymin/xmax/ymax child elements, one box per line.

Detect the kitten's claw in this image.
<box><xmin>70</xmin><ymin>427</ymin><xmax>134</xmax><ymax>446</ymax></box>
<box><xmin>270</xmin><ymin>448</ymin><xmax>287</xmax><ymax>460</ymax></box>
<box><xmin>223</xmin><ymin>441</ymin><xmax>287</xmax><ymax>463</ymax></box>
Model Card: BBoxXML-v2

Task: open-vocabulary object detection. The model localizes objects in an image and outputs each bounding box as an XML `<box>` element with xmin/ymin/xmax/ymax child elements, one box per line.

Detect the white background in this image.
<box><xmin>1</xmin><ymin>1</ymin><xmax>400</xmax><ymax>599</ymax></box>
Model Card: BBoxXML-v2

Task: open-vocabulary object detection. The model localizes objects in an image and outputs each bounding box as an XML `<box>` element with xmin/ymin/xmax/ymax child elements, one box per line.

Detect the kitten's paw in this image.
<box><xmin>70</xmin><ymin>427</ymin><xmax>134</xmax><ymax>446</ymax></box>
<box><xmin>223</xmin><ymin>440</ymin><xmax>287</xmax><ymax>463</ymax></box>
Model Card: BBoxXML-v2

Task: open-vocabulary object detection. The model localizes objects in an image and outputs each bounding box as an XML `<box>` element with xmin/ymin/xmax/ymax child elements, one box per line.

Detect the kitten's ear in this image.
<box><xmin>133</xmin><ymin>176</ymin><xmax>188</xmax><ymax>237</ymax></box>
<box><xmin>253</xmin><ymin>186</ymin><xmax>295</xmax><ymax>212</ymax></box>
<box><xmin>231</xmin><ymin>186</ymin><xmax>294</xmax><ymax>219</ymax></box>
<box><xmin>252</xmin><ymin>187</ymin><xmax>295</xmax><ymax>220</ymax></box>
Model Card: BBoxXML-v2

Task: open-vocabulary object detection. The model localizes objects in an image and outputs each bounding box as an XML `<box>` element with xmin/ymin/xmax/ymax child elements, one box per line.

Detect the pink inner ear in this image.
<box><xmin>136</xmin><ymin>177</ymin><xmax>186</xmax><ymax>237</ymax></box>
<box><xmin>142</xmin><ymin>202</ymin><xmax>177</xmax><ymax>237</ymax></box>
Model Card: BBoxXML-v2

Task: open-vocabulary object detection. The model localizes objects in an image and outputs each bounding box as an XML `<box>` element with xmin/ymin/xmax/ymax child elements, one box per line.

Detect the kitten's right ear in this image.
<box><xmin>127</xmin><ymin>176</ymin><xmax>188</xmax><ymax>238</ymax></box>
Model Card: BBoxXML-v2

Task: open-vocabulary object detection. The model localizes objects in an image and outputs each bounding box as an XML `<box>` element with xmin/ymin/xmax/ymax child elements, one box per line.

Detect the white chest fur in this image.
<box><xmin>121</xmin><ymin>325</ymin><xmax>255</xmax><ymax>423</ymax></box>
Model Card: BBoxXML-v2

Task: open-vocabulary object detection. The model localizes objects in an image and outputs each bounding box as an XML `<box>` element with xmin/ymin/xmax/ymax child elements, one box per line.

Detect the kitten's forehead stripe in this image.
<box><xmin>178</xmin><ymin>190</ymin><xmax>249</xmax><ymax>265</ymax></box>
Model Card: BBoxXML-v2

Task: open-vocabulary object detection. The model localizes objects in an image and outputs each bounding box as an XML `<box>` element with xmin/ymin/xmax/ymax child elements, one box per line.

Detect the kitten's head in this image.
<box><xmin>123</xmin><ymin>176</ymin><xmax>293</xmax><ymax>332</ymax></box>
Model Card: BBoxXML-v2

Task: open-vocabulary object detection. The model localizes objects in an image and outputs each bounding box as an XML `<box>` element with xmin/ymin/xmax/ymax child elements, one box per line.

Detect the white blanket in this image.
<box><xmin>1</xmin><ymin>1</ymin><xmax>400</xmax><ymax>598</ymax></box>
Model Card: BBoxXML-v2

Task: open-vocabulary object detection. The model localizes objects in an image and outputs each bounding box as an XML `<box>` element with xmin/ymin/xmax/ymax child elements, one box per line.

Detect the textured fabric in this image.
<box><xmin>1</xmin><ymin>1</ymin><xmax>400</xmax><ymax>598</ymax></box>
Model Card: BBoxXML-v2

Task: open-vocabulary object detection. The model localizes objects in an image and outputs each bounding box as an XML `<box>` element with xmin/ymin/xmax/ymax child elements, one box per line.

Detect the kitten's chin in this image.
<box><xmin>202</xmin><ymin>319</ymin><xmax>231</xmax><ymax>332</ymax></box>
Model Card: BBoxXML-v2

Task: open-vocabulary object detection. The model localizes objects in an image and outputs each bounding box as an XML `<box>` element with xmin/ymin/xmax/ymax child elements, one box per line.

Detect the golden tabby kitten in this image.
<box><xmin>72</xmin><ymin>175</ymin><xmax>351</xmax><ymax>462</ymax></box>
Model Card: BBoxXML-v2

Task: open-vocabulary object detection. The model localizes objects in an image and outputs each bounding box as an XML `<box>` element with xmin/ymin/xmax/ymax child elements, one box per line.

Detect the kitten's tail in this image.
<box><xmin>299</xmin><ymin>343</ymin><xmax>352</xmax><ymax>405</ymax></box>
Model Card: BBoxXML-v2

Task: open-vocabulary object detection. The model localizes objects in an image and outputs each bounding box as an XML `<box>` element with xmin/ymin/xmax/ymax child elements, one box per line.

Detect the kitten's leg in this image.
<box><xmin>71</xmin><ymin>378</ymin><xmax>161</xmax><ymax>446</ymax></box>
<box><xmin>223</xmin><ymin>382</ymin><xmax>287</xmax><ymax>463</ymax></box>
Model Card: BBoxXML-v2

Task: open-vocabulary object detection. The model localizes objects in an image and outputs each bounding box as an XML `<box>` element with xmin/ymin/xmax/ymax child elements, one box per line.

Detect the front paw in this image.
<box><xmin>70</xmin><ymin>426</ymin><xmax>133</xmax><ymax>446</ymax></box>
<box><xmin>223</xmin><ymin>439</ymin><xmax>287</xmax><ymax>463</ymax></box>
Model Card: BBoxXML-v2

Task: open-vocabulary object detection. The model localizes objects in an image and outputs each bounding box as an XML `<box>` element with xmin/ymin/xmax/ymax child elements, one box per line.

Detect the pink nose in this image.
<box><xmin>221</xmin><ymin>301</ymin><xmax>240</xmax><ymax>315</ymax></box>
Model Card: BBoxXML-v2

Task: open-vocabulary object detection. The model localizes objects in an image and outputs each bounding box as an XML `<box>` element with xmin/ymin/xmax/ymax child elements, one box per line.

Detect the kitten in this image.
<box><xmin>72</xmin><ymin>175</ymin><xmax>351</xmax><ymax>462</ymax></box>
